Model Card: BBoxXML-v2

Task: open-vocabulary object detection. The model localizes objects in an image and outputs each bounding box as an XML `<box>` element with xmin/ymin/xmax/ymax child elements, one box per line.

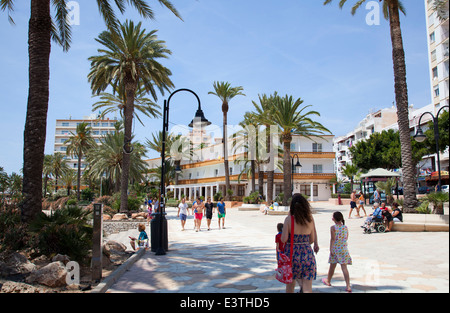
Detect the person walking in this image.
<box><xmin>217</xmin><ymin>197</ymin><xmax>226</xmax><ymax>229</ymax></box>
<box><xmin>193</xmin><ymin>197</ymin><xmax>205</xmax><ymax>232</ymax></box>
<box><xmin>357</xmin><ymin>191</ymin><xmax>367</xmax><ymax>217</ymax></box>
<box><xmin>349</xmin><ymin>190</ymin><xmax>358</xmax><ymax>218</ymax></box>
<box><xmin>281</xmin><ymin>194</ymin><xmax>317</xmax><ymax>293</ymax></box>
<box><xmin>322</xmin><ymin>211</ymin><xmax>352</xmax><ymax>293</ymax></box>
<box><xmin>205</xmin><ymin>197</ymin><xmax>214</xmax><ymax>231</ymax></box>
<box><xmin>177</xmin><ymin>198</ymin><xmax>189</xmax><ymax>231</ymax></box>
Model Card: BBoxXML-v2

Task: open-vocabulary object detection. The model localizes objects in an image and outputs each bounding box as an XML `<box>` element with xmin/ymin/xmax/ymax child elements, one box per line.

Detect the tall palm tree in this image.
<box><xmin>64</xmin><ymin>122</ymin><xmax>97</xmax><ymax>200</ymax></box>
<box><xmin>50</xmin><ymin>153</ymin><xmax>70</xmax><ymax>192</ymax></box>
<box><xmin>85</xmin><ymin>131</ymin><xmax>148</xmax><ymax>195</ymax></box>
<box><xmin>1</xmin><ymin>0</ymin><xmax>181</xmax><ymax>223</ymax></box>
<box><xmin>208</xmin><ymin>82</ymin><xmax>245</xmax><ymax>200</ymax></box>
<box><xmin>92</xmin><ymin>83</ymin><xmax>162</xmax><ymax>127</ymax></box>
<box><xmin>252</xmin><ymin>93</ymin><xmax>278</xmax><ymax>202</ymax></box>
<box><xmin>88</xmin><ymin>20</ymin><xmax>174</xmax><ymax>213</ymax></box>
<box><xmin>42</xmin><ymin>154</ymin><xmax>53</xmax><ymax>197</ymax></box>
<box><xmin>272</xmin><ymin>95</ymin><xmax>331</xmax><ymax>205</ymax></box>
<box><xmin>323</xmin><ymin>0</ymin><xmax>417</xmax><ymax>211</ymax></box>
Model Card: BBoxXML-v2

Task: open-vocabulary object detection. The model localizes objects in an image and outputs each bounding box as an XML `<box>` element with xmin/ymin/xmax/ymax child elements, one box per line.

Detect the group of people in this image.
<box><xmin>365</xmin><ymin>201</ymin><xmax>403</xmax><ymax>232</ymax></box>
<box><xmin>275</xmin><ymin>193</ymin><xmax>352</xmax><ymax>293</ymax></box>
<box><xmin>177</xmin><ymin>197</ymin><xmax>226</xmax><ymax>231</ymax></box>
<box><xmin>349</xmin><ymin>190</ymin><xmax>367</xmax><ymax>218</ymax></box>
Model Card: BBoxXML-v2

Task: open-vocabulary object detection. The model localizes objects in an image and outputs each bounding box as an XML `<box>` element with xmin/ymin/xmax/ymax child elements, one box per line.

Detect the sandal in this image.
<box><xmin>322</xmin><ymin>278</ymin><xmax>331</xmax><ymax>286</ymax></box>
<box><xmin>345</xmin><ymin>287</ymin><xmax>352</xmax><ymax>293</ymax></box>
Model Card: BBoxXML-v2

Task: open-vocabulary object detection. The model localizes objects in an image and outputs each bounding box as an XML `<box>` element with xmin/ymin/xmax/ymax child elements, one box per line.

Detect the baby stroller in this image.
<box><xmin>362</xmin><ymin>216</ymin><xmax>386</xmax><ymax>234</ymax></box>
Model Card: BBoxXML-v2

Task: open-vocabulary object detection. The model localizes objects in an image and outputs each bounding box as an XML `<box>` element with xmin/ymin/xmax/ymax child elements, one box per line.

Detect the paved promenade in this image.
<box><xmin>106</xmin><ymin>202</ymin><xmax>449</xmax><ymax>293</ymax></box>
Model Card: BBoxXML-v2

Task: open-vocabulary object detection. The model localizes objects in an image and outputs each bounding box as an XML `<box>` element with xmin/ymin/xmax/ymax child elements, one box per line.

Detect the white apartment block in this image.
<box><xmin>54</xmin><ymin>114</ymin><xmax>118</xmax><ymax>174</ymax></box>
<box><xmin>334</xmin><ymin>103</ymin><xmax>449</xmax><ymax>184</ymax></box>
<box><xmin>147</xmin><ymin>133</ymin><xmax>336</xmax><ymax>202</ymax></box>
<box><xmin>425</xmin><ymin>0</ymin><xmax>449</xmax><ymax>110</ymax></box>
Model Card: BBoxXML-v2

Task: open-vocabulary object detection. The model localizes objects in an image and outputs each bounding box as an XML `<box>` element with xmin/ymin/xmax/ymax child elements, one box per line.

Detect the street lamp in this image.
<box><xmin>155</xmin><ymin>88</ymin><xmax>211</xmax><ymax>255</ymax></box>
<box><xmin>413</xmin><ymin>105</ymin><xmax>449</xmax><ymax>192</ymax></box>
<box><xmin>291</xmin><ymin>153</ymin><xmax>302</xmax><ymax>195</ymax></box>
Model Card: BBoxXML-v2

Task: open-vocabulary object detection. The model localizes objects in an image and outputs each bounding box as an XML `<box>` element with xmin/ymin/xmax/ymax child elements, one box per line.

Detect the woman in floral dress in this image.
<box><xmin>281</xmin><ymin>194</ymin><xmax>318</xmax><ymax>293</ymax></box>
<box><xmin>322</xmin><ymin>211</ymin><xmax>352</xmax><ymax>293</ymax></box>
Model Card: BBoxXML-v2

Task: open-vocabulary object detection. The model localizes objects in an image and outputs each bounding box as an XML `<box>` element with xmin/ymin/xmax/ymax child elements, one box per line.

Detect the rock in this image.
<box><xmin>103</xmin><ymin>214</ymin><xmax>112</xmax><ymax>220</ymax></box>
<box><xmin>131</xmin><ymin>212</ymin><xmax>147</xmax><ymax>219</ymax></box>
<box><xmin>26</xmin><ymin>261</ymin><xmax>68</xmax><ymax>288</ymax></box>
<box><xmin>102</xmin><ymin>240</ymin><xmax>130</xmax><ymax>264</ymax></box>
<box><xmin>112</xmin><ymin>213</ymin><xmax>128</xmax><ymax>221</ymax></box>
<box><xmin>0</xmin><ymin>281</ymin><xmax>47</xmax><ymax>293</ymax></box>
<box><xmin>52</xmin><ymin>254</ymin><xmax>70</xmax><ymax>265</ymax></box>
<box><xmin>0</xmin><ymin>252</ymin><xmax>36</xmax><ymax>277</ymax></box>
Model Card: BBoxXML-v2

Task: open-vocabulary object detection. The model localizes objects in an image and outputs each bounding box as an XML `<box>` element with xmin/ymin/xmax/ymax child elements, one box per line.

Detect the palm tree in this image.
<box><xmin>42</xmin><ymin>154</ymin><xmax>53</xmax><ymax>197</ymax></box>
<box><xmin>92</xmin><ymin>83</ymin><xmax>162</xmax><ymax>127</ymax></box>
<box><xmin>208</xmin><ymin>82</ymin><xmax>245</xmax><ymax>200</ymax></box>
<box><xmin>252</xmin><ymin>93</ymin><xmax>278</xmax><ymax>202</ymax></box>
<box><xmin>64</xmin><ymin>122</ymin><xmax>97</xmax><ymax>200</ymax></box>
<box><xmin>85</xmin><ymin>131</ymin><xmax>148</xmax><ymax>196</ymax></box>
<box><xmin>88</xmin><ymin>20</ymin><xmax>174</xmax><ymax>213</ymax></box>
<box><xmin>60</xmin><ymin>169</ymin><xmax>77</xmax><ymax>196</ymax></box>
<box><xmin>341</xmin><ymin>164</ymin><xmax>360</xmax><ymax>190</ymax></box>
<box><xmin>323</xmin><ymin>0</ymin><xmax>418</xmax><ymax>211</ymax></box>
<box><xmin>1</xmin><ymin>0</ymin><xmax>181</xmax><ymax>223</ymax></box>
<box><xmin>50</xmin><ymin>153</ymin><xmax>70</xmax><ymax>193</ymax></box>
<box><xmin>272</xmin><ymin>94</ymin><xmax>331</xmax><ymax>205</ymax></box>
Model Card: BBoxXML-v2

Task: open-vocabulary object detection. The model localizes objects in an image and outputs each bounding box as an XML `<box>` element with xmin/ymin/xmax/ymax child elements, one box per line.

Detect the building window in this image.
<box><xmin>229</xmin><ymin>167</ymin><xmax>233</xmax><ymax>175</ymax></box>
<box><xmin>312</xmin><ymin>143</ymin><xmax>322</xmax><ymax>152</ymax></box>
<box><xmin>300</xmin><ymin>184</ymin><xmax>318</xmax><ymax>197</ymax></box>
<box><xmin>430</xmin><ymin>31</ymin><xmax>435</xmax><ymax>44</ymax></box>
<box><xmin>313</xmin><ymin>164</ymin><xmax>323</xmax><ymax>173</ymax></box>
<box><xmin>215</xmin><ymin>169</ymin><xmax>219</xmax><ymax>177</ymax></box>
<box><xmin>432</xmin><ymin>66</ymin><xmax>438</xmax><ymax>79</ymax></box>
<box><xmin>62</xmin><ymin>122</ymin><xmax>69</xmax><ymax>127</ymax></box>
<box><xmin>434</xmin><ymin>85</ymin><xmax>440</xmax><ymax>97</ymax></box>
<box><xmin>238</xmin><ymin>185</ymin><xmax>245</xmax><ymax>196</ymax></box>
<box><xmin>431</xmin><ymin>50</ymin><xmax>437</xmax><ymax>62</ymax></box>
<box><xmin>290</xmin><ymin>143</ymin><xmax>296</xmax><ymax>151</ymax></box>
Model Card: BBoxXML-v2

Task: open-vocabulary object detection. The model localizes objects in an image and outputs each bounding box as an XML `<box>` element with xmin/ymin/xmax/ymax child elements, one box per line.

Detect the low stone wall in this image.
<box><xmin>103</xmin><ymin>220</ymin><xmax>147</xmax><ymax>236</ymax></box>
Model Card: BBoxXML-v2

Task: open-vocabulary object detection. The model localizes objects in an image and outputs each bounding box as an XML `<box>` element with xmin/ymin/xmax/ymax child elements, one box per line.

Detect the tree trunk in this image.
<box><xmin>76</xmin><ymin>149</ymin><xmax>82</xmax><ymax>201</ymax></box>
<box><xmin>283</xmin><ymin>140</ymin><xmax>292</xmax><ymax>206</ymax></box>
<box><xmin>120</xmin><ymin>80</ymin><xmax>137</xmax><ymax>213</ymax></box>
<box><xmin>266</xmin><ymin>125</ymin><xmax>274</xmax><ymax>203</ymax></box>
<box><xmin>250</xmin><ymin>159</ymin><xmax>256</xmax><ymax>193</ymax></box>
<box><xmin>257</xmin><ymin>164</ymin><xmax>264</xmax><ymax>197</ymax></box>
<box><xmin>223</xmin><ymin>109</ymin><xmax>231</xmax><ymax>200</ymax></box>
<box><xmin>21</xmin><ymin>0</ymin><xmax>52</xmax><ymax>223</ymax></box>
<box><xmin>388</xmin><ymin>1</ymin><xmax>418</xmax><ymax>212</ymax></box>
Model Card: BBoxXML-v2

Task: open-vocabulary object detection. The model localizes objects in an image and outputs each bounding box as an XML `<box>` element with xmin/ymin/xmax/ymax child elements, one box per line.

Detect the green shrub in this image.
<box><xmin>29</xmin><ymin>206</ymin><xmax>92</xmax><ymax>263</ymax></box>
<box><xmin>0</xmin><ymin>204</ymin><xmax>30</xmax><ymax>252</ymax></box>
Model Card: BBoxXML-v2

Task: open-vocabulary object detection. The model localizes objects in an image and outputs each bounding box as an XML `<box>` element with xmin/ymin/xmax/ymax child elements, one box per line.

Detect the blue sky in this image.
<box><xmin>0</xmin><ymin>0</ymin><xmax>431</xmax><ymax>174</ymax></box>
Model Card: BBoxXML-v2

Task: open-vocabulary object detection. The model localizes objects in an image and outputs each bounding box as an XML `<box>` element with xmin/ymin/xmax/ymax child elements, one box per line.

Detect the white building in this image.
<box><xmin>425</xmin><ymin>0</ymin><xmax>449</xmax><ymax>110</ymax></box>
<box><xmin>54</xmin><ymin>114</ymin><xmax>118</xmax><ymax>175</ymax></box>
<box><xmin>146</xmin><ymin>133</ymin><xmax>336</xmax><ymax>202</ymax></box>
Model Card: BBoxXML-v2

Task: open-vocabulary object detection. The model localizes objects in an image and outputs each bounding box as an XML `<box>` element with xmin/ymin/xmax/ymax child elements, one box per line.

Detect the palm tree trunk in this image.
<box><xmin>257</xmin><ymin>164</ymin><xmax>264</xmax><ymax>197</ymax></box>
<box><xmin>120</xmin><ymin>80</ymin><xmax>137</xmax><ymax>213</ymax></box>
<box><xmin>266</xmin><ymin>126</ymin><xmax>274</xmax><ymax>203</ymax></box>
<box><xmin>21</xmin><ymin>0</ymin><xmax>52</xmax><ymax>223</ymax></box>
<box><xmin>223</xmin><ymin>110</ymin><xmax>231</xmax><ymax>200</ymax></box>
<box><xmin>283</xmin><ymin>140</ymin><xmax>292</xmax><ymax>206</ymax></box>
<box><xmin>388</xmin><ymin>1</ymin><xmax>418</xmax><ymax>212</ymax></box>
<box><xmin>77</xmin><ymin>150</ymin><xmax>82</xmax><ymax>201</ymax></box>
<box><xmin>250</xmin><ymin>160</ymin><xmax>256</xmax><ymax>193</ymax></box>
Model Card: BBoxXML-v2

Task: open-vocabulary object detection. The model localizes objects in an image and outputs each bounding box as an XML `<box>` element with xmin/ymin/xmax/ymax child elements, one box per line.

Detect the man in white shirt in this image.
<box><xmin>177</xmin><ymin>198</ymin><xmax>189</xmax><ymax>231</ymax></box>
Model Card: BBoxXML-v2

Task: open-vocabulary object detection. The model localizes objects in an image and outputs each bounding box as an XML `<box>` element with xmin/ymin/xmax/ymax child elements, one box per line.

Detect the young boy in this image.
<box><xmin>217</xmin><ymin>197</ymin><xmax>226</xmax><ymax>229</ymax></box>
<box><xmin>129</xmin><ymin>223</ymin><xmax>149</xmax><ymax>250</ymax></box>
<box><xmin>275</xmin><ymin>223</ymin><xmax>285</xmax><ymax>261</ymax></box>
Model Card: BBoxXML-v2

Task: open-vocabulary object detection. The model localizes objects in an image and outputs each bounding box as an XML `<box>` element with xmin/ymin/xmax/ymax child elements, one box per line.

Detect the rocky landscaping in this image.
<box><xmin>0</xmin><ymin>240</ymin><xmax>135</xmax><ymax>293</ymax></box>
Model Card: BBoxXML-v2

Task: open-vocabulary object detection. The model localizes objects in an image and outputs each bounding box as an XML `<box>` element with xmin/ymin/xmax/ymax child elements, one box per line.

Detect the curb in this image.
<box><xmin>91</xmin><ymin>248</ymin><xmax>146</xmax><ymax>293</ymax></box>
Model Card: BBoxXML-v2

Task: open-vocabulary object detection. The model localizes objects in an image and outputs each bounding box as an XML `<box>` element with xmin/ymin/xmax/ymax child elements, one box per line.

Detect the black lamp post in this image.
<box><xmin>291</xmin><ymin>153</ymin><xmax>302</xmax><ymax>195</ymax></box>
<box><xmin>155</xmin><ymin>88</ymin><xmax>211</xmax><ymax>255</ymax></box>
<box><xmin>413</xmin><ymin>105</ymin><xmax>449</xmax><ymax>192</ymax></box>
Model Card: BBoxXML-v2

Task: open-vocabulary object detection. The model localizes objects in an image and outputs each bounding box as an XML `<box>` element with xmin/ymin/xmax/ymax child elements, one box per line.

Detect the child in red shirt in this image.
<box><xmin>275</xmin><ymin>223</ymin><xmax>285</xmax><ymax>261</ymax></box>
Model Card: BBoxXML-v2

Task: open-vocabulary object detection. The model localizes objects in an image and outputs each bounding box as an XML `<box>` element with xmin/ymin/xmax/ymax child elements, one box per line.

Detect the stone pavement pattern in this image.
<box><xmin>106</xmin><ymin>202</ymin><xmax>449</xmax><ymax>293</ymax></box>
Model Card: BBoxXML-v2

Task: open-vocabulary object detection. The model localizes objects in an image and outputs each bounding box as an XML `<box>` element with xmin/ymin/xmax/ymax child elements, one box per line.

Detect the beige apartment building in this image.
<box><xmin>425</xmin><ymin>0</ymin><xmax>449</xmax><ymax>110</ymax></box>
<box><xmin>54</xmin><ymin>114</ymin><xmax>118</xmax><ymax>175</ymax></box>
